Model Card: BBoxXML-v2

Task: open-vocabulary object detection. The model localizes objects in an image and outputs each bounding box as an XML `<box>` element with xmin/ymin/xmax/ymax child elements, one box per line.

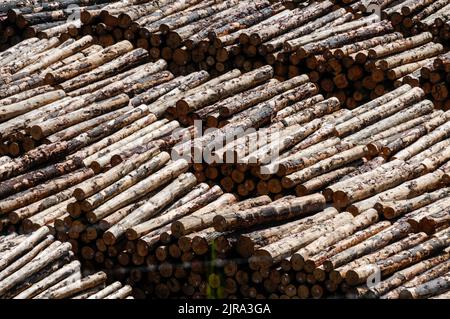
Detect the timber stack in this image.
<box><xmin>0</xmin><ymin>226</ymin><xmax>133</xmax><ymax>299</ymax></box>
<box><xmin>400</xmin><ymin>52</ymin><xmax>450</xmax><ymax>109</ymax></box>
<box><xmin>0</xmin><ymin>0</ymin><xmax>115</xmax><ymax>51</ymax></box>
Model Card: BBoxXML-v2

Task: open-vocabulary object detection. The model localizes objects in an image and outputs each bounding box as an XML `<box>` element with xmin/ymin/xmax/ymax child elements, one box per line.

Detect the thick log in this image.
<box><xmin>393</xmin><ymin>120</ymin><xmax>450</xmax><ymax>161</ymax></box>
<box><xmin>0</xmin><ymin>227</ymin><xmax>50</xmax><ymax>272</ymax></box>
<box><xmin>399</xmin><ymin>272</ymin><xmax>450</xmax><ymax>299</ymax></box>
<box><xmin>348</xmin><ymin>169</ymin><xmax>446</xmax><ymax>215</ymax></box>
<box><xmin>172</xmin><ymin>195</ymin><xmax>271</xmax><ymax>238</ymax></box>
<box><xmin>368</xmin><ymin>32</ymin><xmax>433</xmax><ymax>59</ymax></box>
<box><xmin>291</xmin><ymin>209</ymin><xmax>380</xmax><ymax>271</ymax></box>
<box><xmin>345</xmin><ymin>231</ymin><xmax>449</xmax><ymax>286</ymax></box>
<box><xmin>281</xmin><ymin>145</ymin><xmax>367</xmax><ymax>188</ymax></box>
<box><xmin>44</xmin><ymin>40</ymin><xmax>134</xmax><ymax>84</ymax></box>
<box><xmin>237</xmin><ymin>207</ymin><xmax>339</xmax><ymax>258</ymax></box>
<box><xmin>335</xmin><ymin>87</ymin><xmax>425</xmax><ymax>137</ymax></box>
<box><xmin>0</xmin><ymin>158</ymin><xmax>82</xmax><ymax>199</ymax></box>
<box><xmin>0</xmin><ymin>168</ymin><xmax>94</xmax><ymax>215</ymax></box>
<box><xmin>0</xmin><ymin>90</ymin><xmax>66</xmax><ymax>123</ymax></box>
<box><xmin>176</xmin><ymin>65</ymin><xmax>274</xmax><ymax>115</ymax></box>
<box><xmin>31</xmin><ymin>94</ymin><xmax>130</xmax><ymax>140</ymax></box>
<box><xmin>331</xmin><ymin>231</ymin><xmax>429</xmax><ymax>285</ymax></box>
<box><xmin>87</xmin><ymin>281</ymin><xmax>122</xmax><ymax>299</ymax></box>
<box><xmin>58</xmin><ymin>49</ymin><xmax>155</xmax><ymax>91</ymax></box>
<box><xmin>305</xmin><ymin>221</ymin><xmax>392</xmax><ymax>271</ymax></box>
<box><xmin>73</xmin><ymin>147</ymin><xmax>161</xmax><ymax>201</ymax></box>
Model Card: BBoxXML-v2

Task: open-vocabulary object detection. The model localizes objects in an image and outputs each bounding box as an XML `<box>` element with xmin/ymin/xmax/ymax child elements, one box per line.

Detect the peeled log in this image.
<box><xmin>14</xmin><ymin>260</ymin><xmax>81</xmax><ymax>299</ymax></box>
<box><xmin>45</xmin><ymin>41</ymin><xmax>134</xmax><ymax>84</ymax></box>
<box><xmin>335</xmin><ymin>87</ymin><xmax>425</xmax><ymax>137</ymax></box>
<box><xmin>330</xmin><ymin>232</ymin><xmax>428</xmax><ymax>284</ymax></box>
<box><xmin>0</xmin><ymin>90</ymin><xmax>66</xmax><ymax>123</ymax></box>
<box><xmin>0</xmin><ymin>168</ymin><xmax>94</xmax><ymax>215</ymax></box>
<box><xmin>281</xmin><ymin>145</ymin><xmax>367</xmax><ymax>188</ymax></box>
<box><xmin>383</xmin><ymin>257</ymin><xmax>450</xmax><ymax>299</ymax></box>
<box><xmin>305</xmin><ymin>221</ymin><xmax>391</xmax><ymax>271</ymax></box>
<box><xmin>0</xmin><ymin>241</ymin><xmax>72</xmax><ymax>297</ymax></box>
<box><xmin>73</xmin><ymin>147</ymin><xmax>160</xmax><ymax>201</ymax></box>
<box><xmin>176</xmin><ymin>65</ymin><xmax>273</xmax><ymax>115</ymax></box>
<box><xmin>44</xmin><ymin>271</ymin><xmax>107</xmax><ymax>299</ymax></box>
<box><xmin>379</xmin><ymin>187</ymin><xmax>450</xmax><ymax>219</ymax></box>
<box><xmin>237</xmin><ymin>207</ymin><xmax>339</xmax><ymax>259</ymax></box>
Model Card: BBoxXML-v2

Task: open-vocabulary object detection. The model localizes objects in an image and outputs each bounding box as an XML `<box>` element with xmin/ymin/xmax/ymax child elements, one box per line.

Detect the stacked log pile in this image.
<box><xmin>401</xmin><ymin>52</ymin><xmax>450</xmax><ymax>109</ymax></box>
<box><xmin>0</xmin><ymin>35</ymin><xmax>182</xmax><ymax>158</ymax></box>
<box><xmin>369</xmin><ymin>0</ymin><xmax>450</xmax><ymax>45</ymax></box>
<box><xmin>0</xmin><ymin>0</ymin><xmax>115</xmax><ymax>51</ymax></box>
<box><xmin>0</xmin><ymin>226</ymin><xmax>133</xmax><ymax>299</ymax></box>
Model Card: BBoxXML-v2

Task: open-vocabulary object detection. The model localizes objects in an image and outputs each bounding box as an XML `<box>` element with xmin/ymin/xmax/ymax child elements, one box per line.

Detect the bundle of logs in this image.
<box><xmin>0</xmin><ymin>35</ymin><xmax>201</xmax><ymax>158</ymax></box>
<box><xmin>375</xmin><ymin>0</ymin><xmax>450</xmax><ymax>44</ymax></box>
<box><xmin>400</xmin><ymin>51</ymin><xmax>450</xmax><ymax>109</ymax></box>
<box><xmin>0</xmin><ymin>226</ymin><xmax>133</xmax><ymax>299</ymax></box>
<box><xmin>0</xmin><ymin>0</ymin><xmax>115</xmax><ymax>51</ymax></box>
<box><xmin>0</xmin><ymin>0</ymin><xmax>449</xmax><ymax>300</ymax></box>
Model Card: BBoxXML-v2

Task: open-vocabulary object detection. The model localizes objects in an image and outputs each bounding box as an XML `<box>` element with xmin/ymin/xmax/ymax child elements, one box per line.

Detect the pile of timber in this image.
<box><xmin>77</xmin><ymin>0</ymin><xmax>287</xmax><ymax>76</ymax></box>
<box><xmin>400</xmin><ymin>52</ymin><xmax>450</xmax><ymax>109</ymax></box>
<box><xmin>173</xmin><ymin>84</ymin><xmax>449</xmax><ymax>201</ymax></box>
<box><xmin>371</xmin><ymin>0</ymin><xmax>450</xmax><ymax>44</ymax></box>
<box><xmin>0</xmin><ymin>35</ymin><xmax>188</xmax><ymax>158</ymax></box>
<box><xmin>0</xmin><ymin>0</ymin><xmax>114</xmax><ymax>51</ymax></box>
<box><xmin>0</xmin><ymin>226</ymin><xmax>133</xmax><ymax>299</ymax></box>
<box><xmin>269</xmin><ymin>20</ymin><xmax>444</xmax><ymax>108</ymax></box>
<box><xmin>67</xmin><ymin>188</ymin><xmax>450</xmax><ymax>299</ymax></box>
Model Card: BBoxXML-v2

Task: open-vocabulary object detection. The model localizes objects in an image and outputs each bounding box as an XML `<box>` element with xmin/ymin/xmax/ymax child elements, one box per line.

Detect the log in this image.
<box><xmin>379</xmin><ymin>187</ymin><xmax>450</xmax><ymax>219</ymax></box>
<box><xmin>345</xmin><ymin>231</ymin><xmax>449</xmax><ymax>286</ymax></box>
